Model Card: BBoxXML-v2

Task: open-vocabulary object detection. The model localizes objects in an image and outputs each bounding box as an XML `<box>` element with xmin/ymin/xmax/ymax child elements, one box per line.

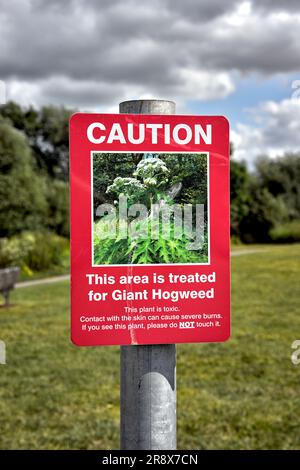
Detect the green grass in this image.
<box><xmin>0</xmin><ymin>244</ymin><xmax>300</xmax><ymax>449</ymax></box>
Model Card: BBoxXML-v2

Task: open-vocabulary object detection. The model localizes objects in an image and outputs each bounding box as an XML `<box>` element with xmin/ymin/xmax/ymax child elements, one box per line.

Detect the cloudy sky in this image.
<box><xmin>1</xmin><ymin>0</ymin><xmax>300</xmax><ymax>164</ymax></box>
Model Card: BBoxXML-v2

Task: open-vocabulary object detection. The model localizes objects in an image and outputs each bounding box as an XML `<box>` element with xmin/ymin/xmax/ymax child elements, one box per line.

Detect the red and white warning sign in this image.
<box><xmin>70</xmin><ymin>113</ymin><xmax>230</xmax><ymax>346</ymax></box>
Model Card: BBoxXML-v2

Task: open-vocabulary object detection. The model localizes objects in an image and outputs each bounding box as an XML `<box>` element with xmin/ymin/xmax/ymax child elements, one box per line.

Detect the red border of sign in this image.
<box><xmin>70</xmin><ymin>113</ymin><xmax>230</xmax><ymax>346</ymax></box>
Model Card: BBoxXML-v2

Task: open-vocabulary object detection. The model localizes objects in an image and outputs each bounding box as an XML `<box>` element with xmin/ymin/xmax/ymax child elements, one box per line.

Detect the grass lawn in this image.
<box><xmin>0</xmin><ymin>244</ymin><xmax>300</xmax><ymax>449</ymax></box>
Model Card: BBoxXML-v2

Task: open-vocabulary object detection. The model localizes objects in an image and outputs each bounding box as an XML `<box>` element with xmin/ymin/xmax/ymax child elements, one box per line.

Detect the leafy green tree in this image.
<box><xmin>0</xmin><ymin>102</ymin><xmax>73</xmax><ymax>180</ymax></box>
<box><xmin>93</xmin><ymin>153</ymin><xmax>136</xmax><ymax>211</ymax></box>
<box><xmin>230</xmin><ymin>159</ymin><xmax>251</xmax><ymax>237</ymax></box>
<box><xmin>38</xmin><ymin>106</ymin><xmax>72</xmax><ymax>179</ymax></box>
<box><xmin>239</xmin><ymin>184</ymin><xmax>288</xmax><ymax>243</ymax></box>
<box><xmin>45</xmin><ymin>179</ymin><xmax>69</xmax><ymax>237</ymax></box>
<box><xmin>255</xmin><ymin>154</ymin><xmax>300</xmax><ymax>220</ymax></box>
<box><xmin>228</xmin><ymin>150</ymin><xmax>299</xmax><ymax>243</ymax></box>
<box><xmin>0</xmin><ymin>116</ymin><xmax>48</xmax><ymax>236</ymax></box>
<box><xmin>163</xmin><ymin>153</ymin><xmax>207</xmax><ymax>206</ymax></box>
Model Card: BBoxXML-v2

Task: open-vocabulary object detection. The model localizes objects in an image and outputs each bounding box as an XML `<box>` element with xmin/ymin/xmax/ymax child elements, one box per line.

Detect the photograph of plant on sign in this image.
<box><xmin>92</xmin><ymin>152</ymin><xmax>209</xmax><ymax>265</ymax></box>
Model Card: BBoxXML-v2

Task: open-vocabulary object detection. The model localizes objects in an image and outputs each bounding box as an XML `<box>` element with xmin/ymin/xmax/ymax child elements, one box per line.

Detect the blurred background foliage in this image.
<box><xmin>0</xmin><ymin>101</ymin><xmax>300</xmax><ymax>274</ymax></box>
<box><xmin>0</xmin><ymin>102</ymin><xmax>71</xmax><ymax>276</ymax></box>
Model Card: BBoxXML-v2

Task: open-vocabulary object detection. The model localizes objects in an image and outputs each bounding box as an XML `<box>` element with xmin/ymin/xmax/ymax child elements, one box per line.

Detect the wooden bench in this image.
<box><xmin>0</xmin><ymin>267</ymin><xmax>20</xmax><ymax>307</ymax></box>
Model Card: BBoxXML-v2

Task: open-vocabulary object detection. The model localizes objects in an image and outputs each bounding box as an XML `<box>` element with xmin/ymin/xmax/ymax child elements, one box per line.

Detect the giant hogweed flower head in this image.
<box><xmin>106</xmin><ymin>177</ymin><xmax>146</xmax><ymax>204</ymax></box>
<box><xmin>133</xmin><ymin>158</ymin><xmax>169</xmax><ymax>188</ymax></box>
<box><xmin>107</xmin><ymin>177</ymin><xmax>145</xmax><ymax>195</ymax></box>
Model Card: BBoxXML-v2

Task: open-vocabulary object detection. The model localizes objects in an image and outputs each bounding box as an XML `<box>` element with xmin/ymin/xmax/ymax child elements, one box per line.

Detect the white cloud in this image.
<box><xmin>231</xmin><ymin>98</ymin><xmax>300</xmax><ymax>164</ymax></box>
<box><xmin>4</xmin><ymin>70</ymin><xmax>235</xmax><ymax>113</ymax></box>
<box><xmin>6</xmin><ymin>80</ymin><xmax>42</xmax><ymax>107</ymax></box>
<box><xmin>0</xmin><ymin>0</ymin><xmax>300</xmax><ymax>110</ymax></box>
<box><xmin>225</xmin><ymin>1</ymin><xmax>252</xmax><ymax>27</ymax></box>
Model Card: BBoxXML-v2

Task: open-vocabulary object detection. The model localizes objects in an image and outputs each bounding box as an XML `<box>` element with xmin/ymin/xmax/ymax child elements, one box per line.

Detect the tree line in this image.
<box><xmin>0</xmin><ymin>101</ymin><xmax>299</xmax><ymax>244</ymax></box>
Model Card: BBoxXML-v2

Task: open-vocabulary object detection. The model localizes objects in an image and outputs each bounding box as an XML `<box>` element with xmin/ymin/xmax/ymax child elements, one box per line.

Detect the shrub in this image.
<box><xmin>269</xmin><ymin>220</ymin><xmax>300</xmax><ymax>243</ymax></box>
<box><xmin>0</xmin><ymin>237</ymin><xmax>21</xmax><ymax>268</ymax></box>
<box><xmin>230</xmin><ymin>235</ymin><xmax>243</xmax><ymax>246</ymax></box>
<box><xmin>0</xmin><ymin>231</ymin><xmax>69</xmax><ymax>272</ymax></box>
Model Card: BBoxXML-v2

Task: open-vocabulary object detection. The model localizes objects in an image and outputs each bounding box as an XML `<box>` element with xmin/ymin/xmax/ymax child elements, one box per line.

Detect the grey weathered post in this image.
<box><xmin>119</xmin><ymin>99</ymin><xmax>176</xmax><ymax>450</ymax></box>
